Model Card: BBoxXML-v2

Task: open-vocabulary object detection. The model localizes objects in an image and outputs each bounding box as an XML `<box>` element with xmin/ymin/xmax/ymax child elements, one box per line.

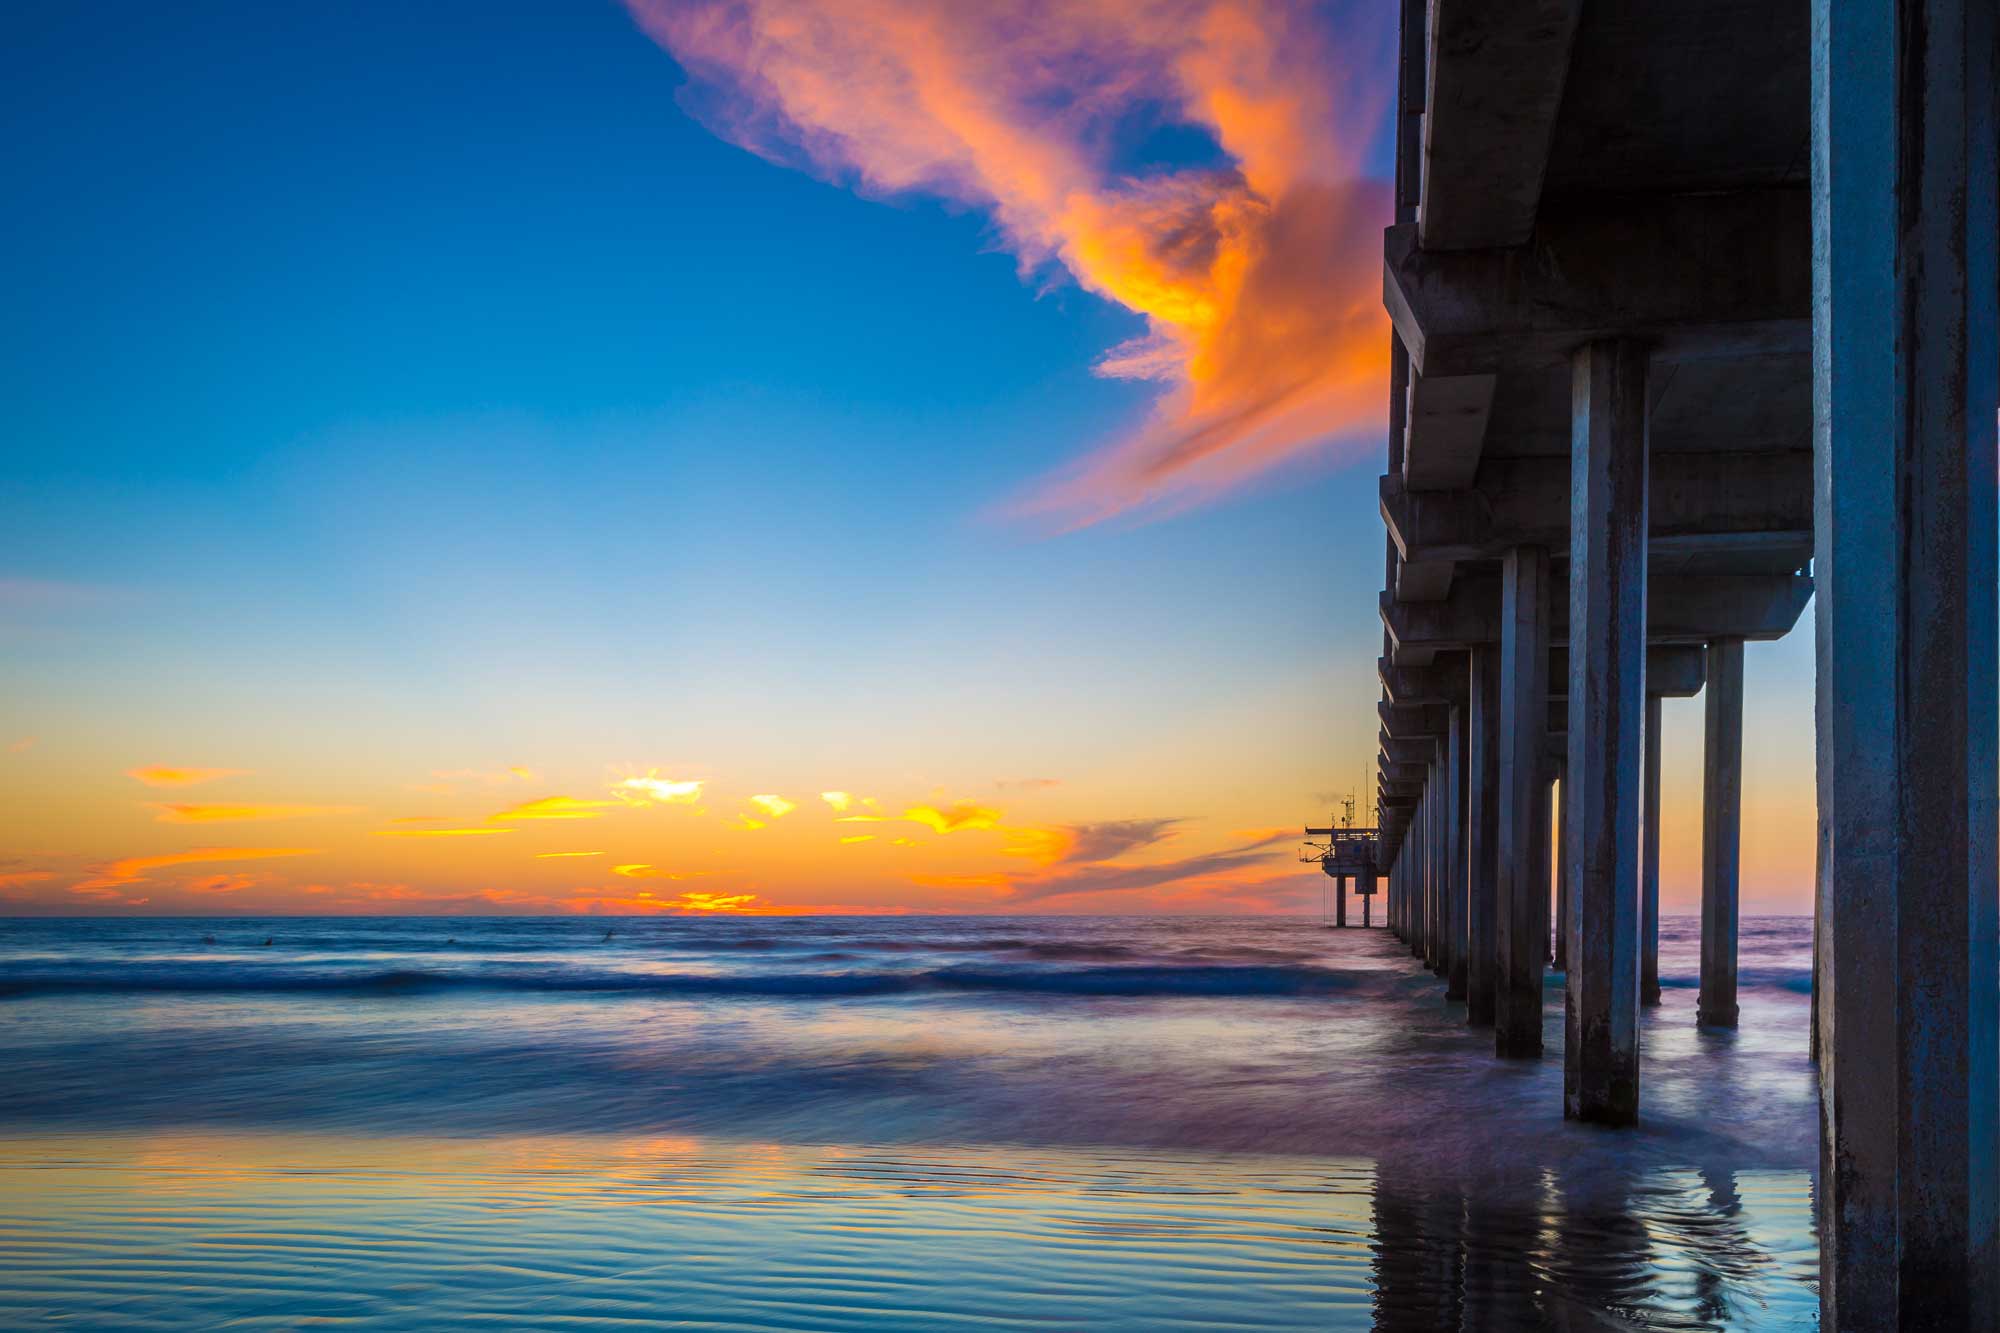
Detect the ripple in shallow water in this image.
<box><xmin>0</xmin><ymin>1133</ymin><xmax>1816</xmax><ymax>1331</ymax></box>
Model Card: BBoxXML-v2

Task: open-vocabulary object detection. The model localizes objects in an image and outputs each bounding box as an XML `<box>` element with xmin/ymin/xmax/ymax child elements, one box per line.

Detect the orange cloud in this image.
<box><xmin>7</xmin><ymin>736</ymin><xmax>35</xmax><ymax>753</ymax></box>
<box><xmin>147</xmin><ymin>803</ymin><xmax>360</xmax><ymax>824</ymax></box>
<box><xmin>0</xmin><ymin>870</ymin><xmax>54</xmax><ymax>889</ymax></box>
<box><xmin>74</xmin><ymin>846</ymin><xmax>321</xmax><ymax>890</ymax></box>
<box><xmin>490</xmin><ymin>795</ymin><xmax>621</xmax><ymax>821</ymax></box>
<box><xmin>126</xmin><ymin>765</ymin><xmax>248</xmax><ymax>788</ymax></box>
<box><xmin>660</xmin><ymin>890</ymin><xmax>762</xmax><ymax>912</ymax></box>
<box><xmin>633</xmin><ymin>0</ymin><xmax>1392</xmax><ymax>527</ymax></box>
<box><xmin>536</xmin><ymin>850</ymin><xmax>605</xmax><ymax>859</ymax></box>
<box><xmin>839</xmin><ymin>835</ymin><xmax>875</xmax><ymax>845</ymax></box>
<box><xmin>902</xmin><ymin>803</ymin><xmax>1002</xmax><ymax>835</ymax></box>
<box><xmin>611</xmin><ymin>864</ymin><xmax>709</xmax><ymax>880</ymax></box>
<box><xmin>748</xmin><ymin>794</ymin><xmax>797</xmax><ymax>818</ymax></box>
<box><xmin>373</xmin><ymin>827</ymin><xmax>515</xmax><ymax>838</ymax></box>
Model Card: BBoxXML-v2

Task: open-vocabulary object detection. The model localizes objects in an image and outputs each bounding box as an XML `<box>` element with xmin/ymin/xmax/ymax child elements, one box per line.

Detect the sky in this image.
<box><xmin>0</xmin><ymin>0</ymin><xmax>1818</xmax><ymax>916</ymax></box>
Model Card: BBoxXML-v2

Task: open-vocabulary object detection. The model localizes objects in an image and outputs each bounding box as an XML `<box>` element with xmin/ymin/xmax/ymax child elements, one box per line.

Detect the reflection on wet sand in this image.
<box><xmin>0</xmin><ymin>914</ymin><xmax>1821</xmax><ymax>1327</ymax></box>
<box><xmin>1369</xmin><ymin>1158</ymin><xmax>1817</xmax><ymax>1330</ymax></box>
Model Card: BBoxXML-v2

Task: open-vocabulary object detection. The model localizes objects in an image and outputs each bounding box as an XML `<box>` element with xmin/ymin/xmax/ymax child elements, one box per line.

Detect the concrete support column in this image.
<box><xmin>1446</xmin><ymin>701</ymin><xmax>1468</xmax><ymax>1001</ymax></box>
<box><xmin>1430</xmin><ymin>754</ymin><xmax>1447</xmax><ymax>976</ymax></box>
<box><xmin>1495</xmin><ymin>544</ymin><xmax>1550</xmax><ymax>1058</ymax></box>
<box><xmin>1363</xmin><ymin>867</ymin><xmax>1375</xmax><ymax>928</ymax></box>
<box><xmin>1336</xmin><ymin>874</ymin><xmax>1348</xmax><ymax>929</ymax></box>
<box><xmin>1814</xmin><ymin>0</ymin><xmax>1998</xmax><ymax>1319</ymax></box>
<box><xmin>1564</xmin><ymin>338</ymin><xmax>1649</xmax><ymax>1126</ymax></box>
<box><xmin>1535</xmin><ymin>773</ymin><xmax>1553</xmax><ymax>970</ymax></box>
<box><xmin>1699</xmin><ymin>638</ymin><xmax>1744</xmax><ymax>1028</ymax></box>
<box><xmin>1467</xmin><ymin>645</ymin><xmax>1501</xmax><ymax>1026</ymax></box>
<box><xmin>1553</xmin><ymin>759</ymin><xmax>1569</xmax><ymax>972</ymax></box>
<box><xmin>1642</xmin><ymin>693</ymin><xmax>1663</xmax><ymax>1007</ymax></box>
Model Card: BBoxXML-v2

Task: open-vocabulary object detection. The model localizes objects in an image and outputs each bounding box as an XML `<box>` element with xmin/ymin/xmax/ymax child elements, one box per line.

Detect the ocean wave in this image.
<box><xmin>0</xmin><ymin>962</ymin><xmax>1361</xmax><ymax>1002</ymax></box>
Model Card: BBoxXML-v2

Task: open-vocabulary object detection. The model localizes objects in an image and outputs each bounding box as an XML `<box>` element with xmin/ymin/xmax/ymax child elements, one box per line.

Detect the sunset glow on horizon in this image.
<box><xmin>1</xmin><ymin>0</ymin><xmax>1820</xmax><ymax>918</ymax></box>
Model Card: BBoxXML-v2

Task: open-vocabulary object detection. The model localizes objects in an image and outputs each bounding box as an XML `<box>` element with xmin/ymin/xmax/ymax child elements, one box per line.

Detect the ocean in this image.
<box><xmin>0</xmin><ymin>914</ymin><xmax>1820</xmax><ymax>1329</ymax></box>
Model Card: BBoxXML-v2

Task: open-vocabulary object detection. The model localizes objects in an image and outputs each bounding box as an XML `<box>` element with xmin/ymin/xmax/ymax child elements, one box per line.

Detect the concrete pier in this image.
<box><xmin>1445</xmin><ymin>701</ymin><xmax>1468</xmax><ymax>1000</ymax></box>
<box><xmin>1699</xmin><ymin>639</ymin><xmax>1743</xmax><ymax>1028</ymax></box>
<box><xmin>1494</xmin><ymin>545</ymin><xmax>1550</xmax><ymax>1058</ymax></box>
<box><xmin>1641</xmin><ymin>694</ymin><xmax>1663</xmax><ymax>1007</ymax></box>
<box><xmin>1563</xmin><ymin>339</ymin><xmax>1649</xmax><ymax>1125</ymax></box>
<box><xmin>1812</xmin><ymin>0</ymin><xmax>1998</xmax><ymax>1322</ymax></box>
<box><xmin>1465</xmin><ymin>646</ymin><xmax>1500</xmax><ymax>1025</ymax></box>
<box><xmin>1358</xmin><ymin>0</ymin><xmax>1996</xmax><ymax>1320</ymax></box>
<box><xmin>1551</xmin><ymin>760</ymin><xmax>1567</xmax><ymax>972</ymax></box>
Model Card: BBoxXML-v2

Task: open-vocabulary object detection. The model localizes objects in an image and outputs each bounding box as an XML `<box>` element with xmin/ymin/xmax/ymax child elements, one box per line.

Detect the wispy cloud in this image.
<box><xmin>995</xmin><ymin>776</ymin><xmax>1061</xmax><ymax>792</ymax></box>
<box><xmin>432</xmin><ymin>766</ymin><xmax>538</xmax><ymax>785</ymax></box>
<box><xmin>7</xmin><ymin>737</ymin><xmax>35</xmax><ymax>754</ymax></box>
<box><xmin>536</xmin><ymin>850</ymin><xmax>605</xmax><ymax>859</ymax></box>
<box><xmin>74</xmin><ymin>846</ymin><xmax>322</xmax><ymax>891</ymax></box>
<box><xmin>748</xmin><ymin>794</ymin><xmax>797</xmax><ymax>819</ymax></box>
<box><xmin>373</xmin><ymin>827</ymin><xmax>516</xmax><ymax>838</ymax></box>
<box><xmin>126</xmin><ymin>765</ymin><xmax>248</xmax><ymax>788</ymax></box>
<box><xmin>633</xmin><ymin>0</ymin><xmax>1391</xmax><ymax>527</ymax></box>
<box><xmin>612</xmin><ymin>864</ymin><xmax>710</xmax><ymax>880</ymax></box>
<box><xmin>820</xmin><ymin>790</ymin><xmax>855</xmax><ymax>812</ymax></box>
<box><xmin>490</xmin><ymin>795</ymin><xmax>622</xmax><ymax>821</ymax></box>
<box><xmin>147</xmin><ymin>803</ymin><xmax>360</xmax><ymax>824</ymax></box>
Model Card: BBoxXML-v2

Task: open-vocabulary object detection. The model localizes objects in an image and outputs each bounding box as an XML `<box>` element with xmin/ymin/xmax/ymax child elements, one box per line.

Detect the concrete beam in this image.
<box><xmin>1384</xmin><ymin>189</ymin><xmax>1811</xmax><ymax>378</ymax></box>
<box><xmin>1418</xmin><ymin>0</ymin><xmax>1583</xmax><ymax>251</ymax></box>
<box><xmin>1383</xmin><ymin>736</ymin><xmax>1438</xmax><ymax>766</ymax></box>
<box><xmin>1378</xmin><ymin>655</ymin><xmax>1468</xmax><ymax>705</ymax></box>
<box><xmin>1379</xmin><ymin>701</ymin><xmax>1452</xmax><ymax>739</ymax></box>
<box><xmin>1395</xmin><ymin>558</ymin><xmax>1458</xmax><ymax>603</ymax></box>
<box><xmin>1381</xmin><ymin>451</ymin><xmax>1813</xmax><ymax>565</ymax></box>
<box><xmin>1553</xmin><ymin>646</ymin><xmax>1706</xmax><ymax>700</ymax></box>
<box><xmin>1390</xmin><ymin>646</ymin><xmax>1704</xmax><ymax>702</ymax></box>
<box><xmin>1403</xmin><ymin>371</ymin><xmax>1496</xmax><ymax>489</ymax></box>
<box><xmin>1382</xmin><ymin>573</ymin><xmax>1812</xmax><ymax>655</ymax></box>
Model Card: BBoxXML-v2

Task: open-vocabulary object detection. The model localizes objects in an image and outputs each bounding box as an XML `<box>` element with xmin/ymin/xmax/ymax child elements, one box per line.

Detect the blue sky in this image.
<box><xmin>0</xmin><ymin>0</ymin><xmax>1815</xmax><ymax>915</ymax></box>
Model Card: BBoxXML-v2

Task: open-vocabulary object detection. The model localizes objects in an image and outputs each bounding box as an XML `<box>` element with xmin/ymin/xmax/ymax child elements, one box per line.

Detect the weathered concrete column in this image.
<box><xmin>1814</xmin><ymin>0</ymin><xmax>1998</xmax><ymax>1320</ymax></box>
<box><xmin>1494</xmin><ymin>545</ymin><xmax>1550</xmax><ymax>1057</ymax></box>
<box><xmin>1553</xmin><ymin>758</ymin><xmax>1569</xmax><ymax>972</ymax></box>
<box><xmin>1363</xmin><ymin>867</ymin><xmax>1374</xmax><ymax>928</ymax></box>
<box><xmin>1336</xmin><ymin>874</ymin><xmax>1348</xmax><ymax>929</ymax></box>
<box><xmin>1564</xmin><ymin>338</ymin><xmax>1648</xmax><ymax>1126</ymax></box>
<box><xmin>1641</xmin><ymin>693</ymin><xmax>1663</xmax><ymax>1007</ymax></box>
<box><xmin>1698</xmin><ymin>638</ymin><xmax>1744</xmax><ymax>1028</ymax></box>
<box><xmin>1415</xmin><ymin>791</ymin><xmax>1430</xmax><ymax>960</ymax></box>
<box><xmin>1431</xmin><ymin>751</ymin><xmax>1450</xmax><ymax>979</ymax></box>
<box><xmin>1466</xmin><ymin>645</ymin><xmax>1501</xmax><ymax>1026</ymax></box>
<box><xmin>1446</xmin><ymin>701</ymin><xmax>1468</xmax><ymax>1001</ymax></box>
<box><xmin>1535</xmin><ymin>772</ymin><xmax>1553</xmax><ymax>967</ymax></box>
